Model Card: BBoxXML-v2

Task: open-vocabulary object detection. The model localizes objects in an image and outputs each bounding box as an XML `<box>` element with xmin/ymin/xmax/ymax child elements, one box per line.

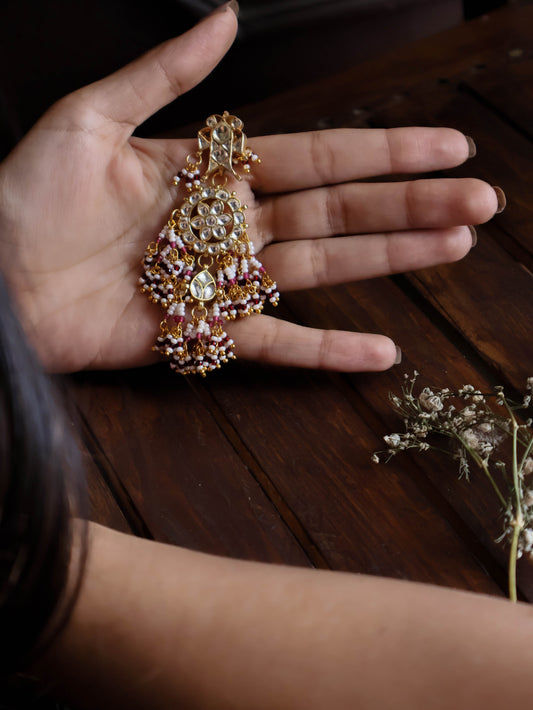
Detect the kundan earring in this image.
<box><xmin>139</xmin><ymin>112</ymin><xmax>279</xmax><ymax>376</ymax></box>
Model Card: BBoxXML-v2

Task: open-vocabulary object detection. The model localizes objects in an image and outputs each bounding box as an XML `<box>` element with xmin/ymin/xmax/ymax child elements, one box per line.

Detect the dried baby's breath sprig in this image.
<box><xmin>373</xmin><ymin>372</ymin><xmax>533</xmax><ymax>602</ymax></box>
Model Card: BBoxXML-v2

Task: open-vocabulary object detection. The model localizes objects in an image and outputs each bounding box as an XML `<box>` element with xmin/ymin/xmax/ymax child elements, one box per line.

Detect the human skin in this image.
<box><xmin>36</xmin><ymin>522</ymin><xmax>533</xmax><ymax>710</ymax></box>
<box><xmin>0</xmin><ymin>5</ymin><xmax>499</xmax><ymax>374</ymax></box>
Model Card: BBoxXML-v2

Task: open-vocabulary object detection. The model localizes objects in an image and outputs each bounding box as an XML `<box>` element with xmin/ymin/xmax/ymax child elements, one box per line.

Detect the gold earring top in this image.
<box><xmin>198</xmin><ymin>111</ymin><xmax>253</xmax><ymax>180</ymax></box>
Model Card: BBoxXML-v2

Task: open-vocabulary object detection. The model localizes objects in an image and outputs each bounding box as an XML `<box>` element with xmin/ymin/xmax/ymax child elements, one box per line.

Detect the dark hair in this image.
<box><xmin>0</xmin><ymin>271</ymin><xmax>87</xmax><ymax>677</ymax></box>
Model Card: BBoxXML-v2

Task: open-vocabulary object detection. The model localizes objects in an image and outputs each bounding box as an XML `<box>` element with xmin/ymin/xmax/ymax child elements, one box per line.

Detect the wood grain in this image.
<box><xmin>70</xmin><ymin>367</ymin><xmax>312</xmax><ymax>566</ymax></box>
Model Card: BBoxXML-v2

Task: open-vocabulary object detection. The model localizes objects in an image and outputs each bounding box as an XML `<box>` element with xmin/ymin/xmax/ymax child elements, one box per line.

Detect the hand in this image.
<box><xmin>0</xmin><ymin>7</ymin><xmax>499</xmax><ymax>374</ymax></box>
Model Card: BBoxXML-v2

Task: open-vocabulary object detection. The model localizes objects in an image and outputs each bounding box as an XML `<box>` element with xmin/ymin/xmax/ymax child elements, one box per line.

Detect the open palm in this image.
<box><xmin>0</xmin><ymin>8</ymin><xmax>499</xmax><ymax>373</ymax></box>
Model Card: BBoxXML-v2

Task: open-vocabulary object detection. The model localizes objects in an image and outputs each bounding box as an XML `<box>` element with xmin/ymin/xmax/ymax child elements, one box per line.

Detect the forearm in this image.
<box><xmin>38</xmin><ymin>523</ymin><xmax>533</xmax><ymax>709</ymax></box>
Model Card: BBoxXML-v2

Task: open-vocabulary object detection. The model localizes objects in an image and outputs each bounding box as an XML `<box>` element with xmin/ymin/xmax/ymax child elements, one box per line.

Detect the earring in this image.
<box><xmin>139</xmin><ymin>112</ymin><xmax>279</xmax><ymax>376</ymax></box>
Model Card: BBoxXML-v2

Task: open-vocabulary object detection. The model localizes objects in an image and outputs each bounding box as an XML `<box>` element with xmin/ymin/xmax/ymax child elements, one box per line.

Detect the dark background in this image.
<box><xmin>0</xmin><ymin>0</ymin><xmax>516</xmax><ymax>159</ymax></box>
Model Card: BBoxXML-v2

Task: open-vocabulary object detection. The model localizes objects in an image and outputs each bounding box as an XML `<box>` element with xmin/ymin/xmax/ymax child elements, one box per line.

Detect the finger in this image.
<box><xmin>261</xmin><ymin>227</ymin><xmax>473</xmax><ymax>291</ymax></box>
<box><xmin>230</xmin><ymin>315</ymin><xmax>398</xmax><ymax>371</ymax></box>
<box><xmin>249</xmin><ymin>127</ymin><xmax>472</xmax><ymax>194</ymax></box>
<box><xmin>259</xmin><ymin>178</ymin><xmax>498</xmax><ymax>244</ymax></box>
<box><xmin>53</xmin><ymin>8</ymin><xmax>238</xmax><ymax>134</ymax></box>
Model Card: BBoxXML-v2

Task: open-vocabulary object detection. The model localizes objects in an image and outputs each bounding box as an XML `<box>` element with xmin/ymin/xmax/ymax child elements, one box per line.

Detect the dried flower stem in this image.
<box><xmin>505</xmin><ymin>401</ymin><xmax>523</xmax><ymax>602</ymax></box>
<box><xmin>373</xmin><ymin>373</ymin><xmax>533</xmax><ymax>602</ymax></box>
<box><xmin>456</xmin><ymin>435</ymin><xmax>507</xmax><ymax>508</ymax></box>
<box><xmin>509</xmin><ymin>523</ymin><xmax>521</xmax><ymax>603</ymax></box>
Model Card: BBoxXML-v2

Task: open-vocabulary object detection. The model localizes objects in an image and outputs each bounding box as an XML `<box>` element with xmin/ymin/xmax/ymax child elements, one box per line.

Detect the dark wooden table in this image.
<box><xmin>70</xmin><ymin>3</ymin><xmax>533</xmax><ymax>602</ymax></box>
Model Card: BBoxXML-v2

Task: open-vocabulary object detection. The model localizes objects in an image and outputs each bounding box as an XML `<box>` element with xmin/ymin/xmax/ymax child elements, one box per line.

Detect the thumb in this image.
<box><xmin>57</xmin><ymin>4</ymin><xmax>239</xmax><ymax>132</ymax></box>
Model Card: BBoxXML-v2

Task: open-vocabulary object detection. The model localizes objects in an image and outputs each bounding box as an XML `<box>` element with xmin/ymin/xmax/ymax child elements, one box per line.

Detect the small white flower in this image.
<box><xmin>384</xmin><ymin>434</ymin><xmax>402</xmax><ymax>447</ymax></box>
<box><xmin>460</xmin><ymin>407</ymin><xmax>477</xmax><ymax>422</ymax></box>
<box><xmin>419</xmin><ymin>388</ymin><xmax>444</xmax><ymax>412</ymax></box>
<box><xmin>523</xmin><ymin>457</ymin><xmax>533</xmax><ymax>476</ymax></box>
<box><xmin>463</xmin><ymin>428</ymin><xmax>480</xmax><ymax>449</ymax></box>
<box><xmin>479</xmin><ymin>442</ymin><xmax>494</xmax><ymax>458</ymax></box>
<box><xmin>371</xmin><ymin>454</ymin><xmax>380</xmax><ymax>464</ymax></box>
<box><xmin>526</xmin><ymin>377</ymin><xmax>533</xmax><ymax>390</ymax></box>
<box><xmin>522</xmin><ymin>528</ymin><xmax>533</xmax><ymax>553</ymax></box>
<box><xmin>478</xmin><ymin>422</ymin><xmax>493</xmax><ymax>433</ymax></box>
<box><xmin>523</xmin><ymin>490</ymin><xmax>533</xmax><ymax>507</ymax></box>
<box><xmin>413</xmin><ymin>428</ymin><xmax>428</xmax><ymax>438</ymax></box>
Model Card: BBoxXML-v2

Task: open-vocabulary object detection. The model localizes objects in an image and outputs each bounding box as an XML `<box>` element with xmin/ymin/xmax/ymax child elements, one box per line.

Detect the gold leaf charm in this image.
<box><xmin>199</xmin><ymin>113</ymin><xmax>246</xmax><ymax>179</ymax></box>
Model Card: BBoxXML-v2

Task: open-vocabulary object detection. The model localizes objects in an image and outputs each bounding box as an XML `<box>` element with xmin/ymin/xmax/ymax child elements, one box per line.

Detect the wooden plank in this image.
<box><xmin>462</xmin><ymin>47</ymin><xmax>533</xmax><ymax>140</ymax></box>
<box><xmin>410</xmin><ymin>226</ymin><xmax>533</xmax><ymax>393</ymax></box>
<box><xmin>282</xmin><ymin>277</ymin><xmax>531</xmax><ymax>599</ymax></box>
<box><xmin>57</xmin><ymin>378</ymin><xmax>132</xmax><ymax>534</ymax></box>
<box><xmin>203</xmin><ymin>361</ymin><xmax>503</xmax><ymax>595</ymax></box>
<box><xmin>83</xmin><ymin>447</ymin><xmax>132</xmax><ymax>534</ymax></box>
<box><xmin>70</xmin><ymin>367</ymin><xmax>313</xmax><ymax>566</ymax></box>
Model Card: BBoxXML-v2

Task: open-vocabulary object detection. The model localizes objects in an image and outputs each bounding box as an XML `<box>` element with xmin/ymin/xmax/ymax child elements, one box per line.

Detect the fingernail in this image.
<box><xmin>493</xmin><ymin>186</ymin><xmax>506</xmax><ymax>213</ymax></box>
<box><xmin>465</xmin><ymin>136</ymin><xmax>476</xmax><ymax>158</ymax></box>
<box><xmin>212</xmin><ymin>0</ymin><xmax>239</xmax><ymax>15</ymax></box>
<box><xmin>394</xmin><ymin>346</ymin><xmax>402</xmax><ymax>365</ymax></box>
<box><xmin>468</xmin><ymin>225</ymin><xmax>477</xmax><ymax>247</ymax></box>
